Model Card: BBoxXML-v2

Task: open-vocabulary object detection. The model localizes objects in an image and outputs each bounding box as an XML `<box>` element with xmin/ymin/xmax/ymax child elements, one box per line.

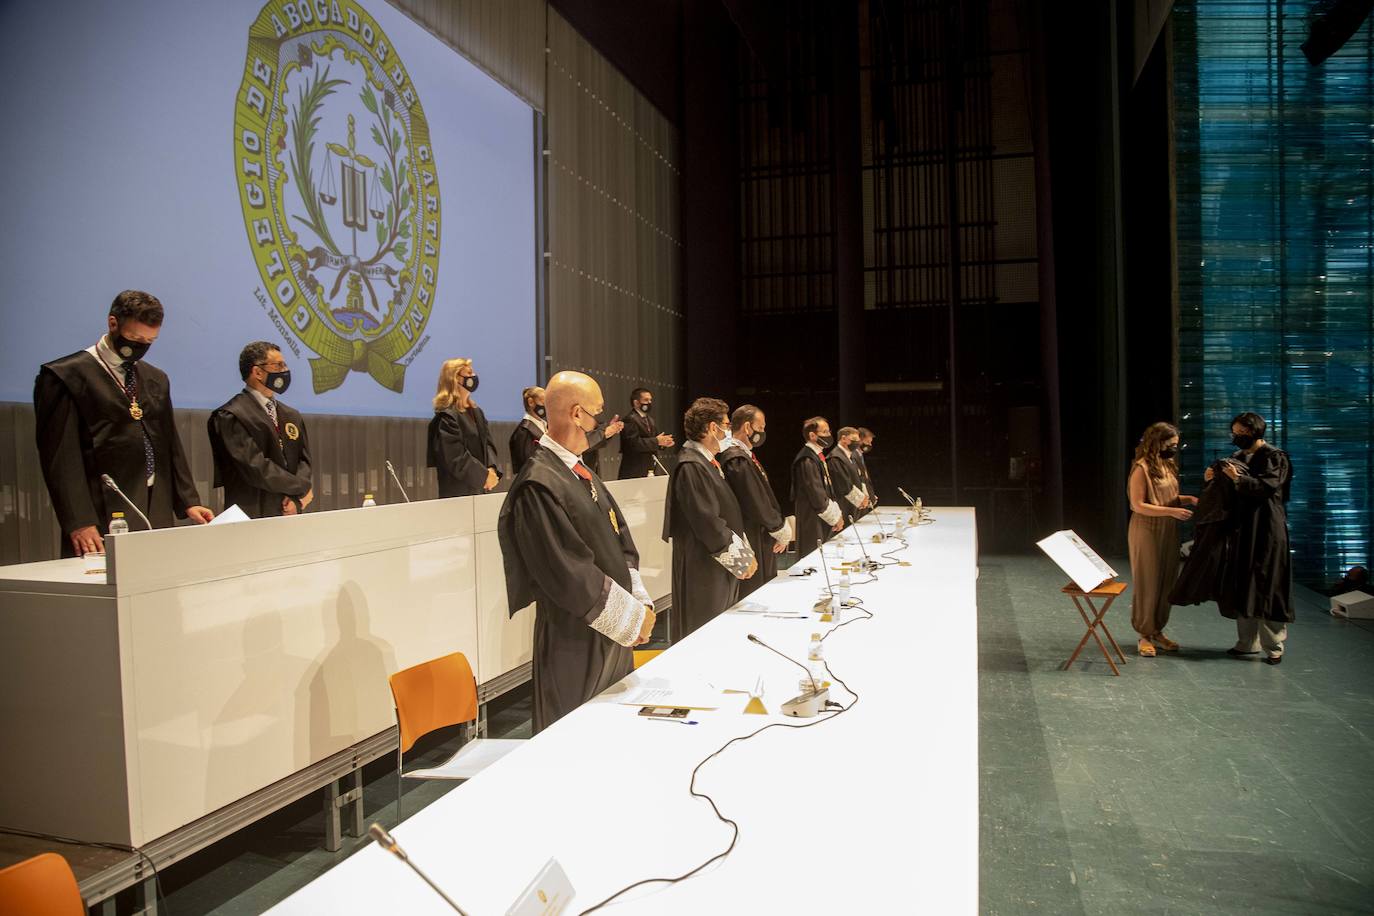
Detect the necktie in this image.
<box><xmin>265</xmin><ymin>397</ymin><xmax>278</xmax><ymax>431</ymax></box>
<box><xmin>572</xmin><ymin>461</ymin><xmax>598</xmax><ymax>502</ymax></box>
<box><xmin>122</xmin><ymin>363</ymin><xmax>155</xmax><ymax>481</ymax></box>
<box><xmin>750</xmin><ymin>452</ymin><xmax>769</xmax><ymax>481</ymax></box>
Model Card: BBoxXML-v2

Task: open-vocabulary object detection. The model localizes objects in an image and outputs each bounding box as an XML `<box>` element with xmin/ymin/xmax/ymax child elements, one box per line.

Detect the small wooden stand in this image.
<box><xmin>1061</xmin><ymin>580</ymin><xmax>1129</xmax><ymax>676</ymax></box>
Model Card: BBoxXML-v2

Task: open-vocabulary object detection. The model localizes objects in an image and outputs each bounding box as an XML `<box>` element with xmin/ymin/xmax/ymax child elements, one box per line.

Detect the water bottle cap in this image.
<box><xmin>112</xmin><ymin>512</ymin><xmax>125</xmax><ymax>518</ymax></box>
<box><xmin>811</xmin><ymin>632</ymin><xmax>821</xmax><ymax>640</ymax></box>
<box><xmin>364</xmin><ymin>493</ymin><xmax>374</xmax><ymax>499</ymax></box>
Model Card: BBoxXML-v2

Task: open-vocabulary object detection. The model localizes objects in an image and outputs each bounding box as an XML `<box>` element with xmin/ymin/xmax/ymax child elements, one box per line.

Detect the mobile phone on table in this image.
<box><xmin>638</xmin><ymin>706</ymin><xmax>690</xmax><ymax>718</ymax></box>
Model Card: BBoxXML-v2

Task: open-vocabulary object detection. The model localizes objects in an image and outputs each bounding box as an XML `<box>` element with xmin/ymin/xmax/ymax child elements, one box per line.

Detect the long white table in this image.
<box><xmin>270</xmin><ymin>507</ymin><xmax>980</xmax><ymax>915</ymax></box>
<box><xmin>0</xmin><ymin>477</ymin><xmax>669</xmax><ymax>854</ymax></box>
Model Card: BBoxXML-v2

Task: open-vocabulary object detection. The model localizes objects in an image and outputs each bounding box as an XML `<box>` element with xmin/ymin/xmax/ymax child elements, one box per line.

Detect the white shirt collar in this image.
<box><xmin>538</xmin><ymin>433</ymin><xmax>582</xmax><ymax>472</ymax></box>
<box><xmin>722</xmin><ymin>435</ymin><xmax>750</xmax><ymax>453</ymax></box>
<box><xmin>806</xmin><ymin>442</ymin><xmax>824</xmax><ymax>456</ymax></box>
<box><xmin>686</xmin><ymin>440</ymin><xmax>717</xmax><ymax>462</ymax></box>
<box><xmin>835</xmin><ymin>442</ymin><xmax>852</xmax><ymax>459</ymax></box>
<box><xmin>89</xmin><ymin>336</ymin><xmax>124</xmax><ymax>372</ymax></box>
<box><xmin>245</xmin><ymin>385</ymin><xmax>273</xmax><ymax>409</ymax></box>
<box><xmin>523</xmin><ymin>413</ymin><xmax>548</xmax><ymax>434</ymax></box>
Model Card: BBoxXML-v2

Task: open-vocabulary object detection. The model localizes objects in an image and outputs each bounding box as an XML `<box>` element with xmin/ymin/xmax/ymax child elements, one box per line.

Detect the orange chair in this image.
<box><xmin>0</xmin><ymin>852</ymin><xmax>84</xmax><ymax>916</ymax></box>
<box><xmin>388</xmin><ymin>652</ymin><xmax>524</xmax><ymax>823</ymax></box>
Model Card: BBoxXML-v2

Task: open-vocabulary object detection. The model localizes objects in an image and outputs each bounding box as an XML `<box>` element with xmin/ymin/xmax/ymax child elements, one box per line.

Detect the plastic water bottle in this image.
<box><xmin>108</xmin><ymin>512</ymin><xmax>129</xmax><ymax>536</ymax></box>
<box><xmin>801</xmin><ymin>633</ymin><xmax>827</xmax><ymax>693</ymax></box>
<box><xmin>837</xmin><ymin>570</ymin><xmax>851</xmax><ymax>609</ymax></box>
<box><xmin>362</xmin><ymin>493</ymin><xmax>377</xmax><ymax>508</ymax></box>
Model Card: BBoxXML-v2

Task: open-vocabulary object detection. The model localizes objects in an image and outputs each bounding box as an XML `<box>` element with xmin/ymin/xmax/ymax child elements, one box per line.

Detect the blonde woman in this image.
<box><xmin>426</xmin><ymin>358</ymin><xmax>500</xmax><ymax>497</ymax></box>
<box><xmin>1127</xmin><ymin>422</ymin><xmax>1197</xmax><ymax>656</ymax></box>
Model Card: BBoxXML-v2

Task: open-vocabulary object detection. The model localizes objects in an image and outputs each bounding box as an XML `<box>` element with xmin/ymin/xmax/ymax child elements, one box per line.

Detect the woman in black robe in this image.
<box><xmin>427</xmin><ymin>357</ymin><xmax>501</xmax><ymax>497</ymax></box>
<box><xmin>1212</xmin><ymin>412</ymin><xmax>1293</xmax><ymax>665</ymax></box>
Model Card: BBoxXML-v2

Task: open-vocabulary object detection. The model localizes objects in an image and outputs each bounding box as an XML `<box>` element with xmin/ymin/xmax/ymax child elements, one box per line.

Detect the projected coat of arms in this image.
<box><xmin>233</xmin><ymin>0</ymin><xmax>441</xmax><ymax>394</ymax></box>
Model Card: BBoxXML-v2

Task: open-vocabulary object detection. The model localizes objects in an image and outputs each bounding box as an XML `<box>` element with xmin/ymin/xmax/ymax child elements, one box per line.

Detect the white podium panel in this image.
<box><xmin>0</xmin><ymin>476</ymin><xmax>669</xmax><ymax>849</ymax></box>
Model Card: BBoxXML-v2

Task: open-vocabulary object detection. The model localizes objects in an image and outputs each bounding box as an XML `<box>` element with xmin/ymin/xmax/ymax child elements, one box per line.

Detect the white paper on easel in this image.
<box><xmin>1036</xmin><ymin>529</ymin><xmax>1117</xmax><ymax>593</ymax></box>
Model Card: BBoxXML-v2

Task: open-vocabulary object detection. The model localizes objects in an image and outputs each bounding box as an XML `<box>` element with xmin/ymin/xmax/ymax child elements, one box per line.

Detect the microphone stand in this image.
<box><xmin>747</xmin><ymin>634</ymin><xmax>828</xmax><ymax>718</ymax></box>
<box><xmin>652</xmin><ymin>453</ymin><xmax>671</xmax><ymax>477</ymax></box>
<box><xmin>385</xmin><ymin>460</ymin><xmax>412</xmax><ymax>503</ymax></box>
<box><xmin>369</xmin><ymin>824</ymin><xmax>468</xmax><ymax>915</ymax></box>
<box><xmin>100</xmin><ymin>474</ymin><xmax>152</xmax><ymax>530</ymax></box>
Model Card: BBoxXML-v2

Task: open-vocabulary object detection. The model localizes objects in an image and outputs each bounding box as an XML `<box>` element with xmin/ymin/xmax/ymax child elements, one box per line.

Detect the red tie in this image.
<box><xmin>572</xmin><ymin>463</ymin><xmax>592</xmax><ymax>482</ymax></box>
<box><xmin>711</xmin><ymin>459</ymin><xmax>721</xmax><ymax>471</ymax></box>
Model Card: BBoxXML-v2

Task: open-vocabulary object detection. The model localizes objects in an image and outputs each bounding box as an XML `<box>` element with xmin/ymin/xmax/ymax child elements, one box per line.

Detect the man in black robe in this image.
<box><xmin>790</xmin><ymin>416</ymin><xmax>844</xmax><ymax>556</ymax></box>
<box><xmin>855</xmin><ymin>427</ymin><xmax>878</xmax><ymax>512</ymax></box>
<box><xmin>579</xmin><ymin>414</ymin><xmax>623</xmax><ymax>477</ymax></box>
<box><xmin>207</xmin><ymin>341</ymin><xmax>313</xmax><ymax>519</ymax></box>
<box><xmin>720</xmin><ymin>404</ymin><xmax>792</xmax><ymax>599</ymax></box>
<box><xmin>827</xmin><ymin>426</ymin><xmax>871</xmax><ymax>526</ymax></box>
<box><xmin>1212</xmin><ymin>412</ymin><xmax>1293</xmax><ymax>665</ymax></box>
<box><xmin>509</xmin><ymin>385</ymin><xmax>547</xmax><ymax>474</ymax></box>
<box><xmin>663</xmin><ymin>398</ymin><xmax>758</xmax><ymax>638</ymax></box>
<box><xmin>34</xmin><ymin>290</ymin><xmax>213</xmax><ymax>557</ymax></box>
<box><xmin>498</xmin><ymin>371</ymin><xmax>657</xmax><ymax>732</ymax></box>
<box><xmin>619</xmin><ymin>387</ymin><xmax>675</xmax><ymax>478</ymax></box>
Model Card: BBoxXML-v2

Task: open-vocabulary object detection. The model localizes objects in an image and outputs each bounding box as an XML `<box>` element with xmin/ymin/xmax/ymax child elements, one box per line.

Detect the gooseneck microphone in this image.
<box><xmin>368</xmin><ymin>823</ymin><xmax>468</xmax><ymax>915</ymax></box>
<box><xmin>652</xmin><ymin>453</ymin><xmax>671</xmax><ymax>477</ymax></box>
<box><xmin>100</xmin><ymin>474</ymin><xmax>152</xmax><ymax>530</ymax></box>
<box><xmin>896</xmin><ymin>485</ymin><xmax>917</xmax><ymax>508</ymax></box>
<box><xmin>746</xmin><ymin>634</ymin><xmax>828</xmax><ymax>718</ymax></box>
<box><xmin>384</xmin><ymin>459</ymin><xmax>411</xmax><ymax>503</ymax></box>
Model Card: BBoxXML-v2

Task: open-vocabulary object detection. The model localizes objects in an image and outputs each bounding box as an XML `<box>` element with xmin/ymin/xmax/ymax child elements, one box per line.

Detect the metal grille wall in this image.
<box><xmin>1173</xmin><ymin>0</ymin><xmax>1374</xmax><ymax>584</ymax></box>
<box><xmin>546</xmin><ymin>10</ymin><xmax>684</xmax><ymax>463</ymax></box>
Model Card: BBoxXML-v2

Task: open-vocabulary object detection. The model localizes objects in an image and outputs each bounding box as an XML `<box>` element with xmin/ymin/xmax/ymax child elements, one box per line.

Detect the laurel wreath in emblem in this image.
<box><xmin>234</xmin><ymin>1</ymin><xmax>442</xmax><ymax>395</ymax></box>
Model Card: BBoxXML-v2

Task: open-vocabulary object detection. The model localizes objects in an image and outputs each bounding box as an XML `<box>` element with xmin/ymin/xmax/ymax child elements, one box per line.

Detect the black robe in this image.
<box><xmin>827</xmin><ymin>446</ymin><xmax>865</xmax><ymax>525</ymax></box>
<box><xmin>508</xmin><ymin>418</ymin><xmax>543</xmax><ymax>475</ymax></box>
<box><xmin>854</xmin><ymin>450</ymin><xmax>876</xmax><ymax>515</ymax></box>
<box><xmin>1170</xmin><ymin>460</ymin><xmax>1247</xmax><ymax>608</ymax></box>
<box><xmin>207</xmin><ymin>391</ymin><xmax>312</xmax><ymax>519</ymax></box>
<box><xmin>427</xmin><ymin>404</ymin><xmax>500</xmax><ymax>497</ymax></box>
<box><xmin>791</xmin><ymin>446</ymin><xmax>837</xmax><ymax>556</ymax></box>
<box><xmin>581</xmin><ymin>425</ymin><xmax>610</xmax><ymax>476</ymax></box>
<box><xmin>1219</xmin><ymin>446</ymin><xmax>1293</xmax><ymax>622</ymax></box>
<box><xmin>34</xmin><ymin>351</ymin><xmax>200</xmax><ymax>554</ymax></box>
<box><xmin>619</xmin><ymin>411</ymin><xmax>662</xmax><ymax>479</ymax></box>
<box><xmin>499</xmin><ymin>446</ymin><xmax>643</xmax><ymax>732</ymax></box>
<box><xmin>663</xmin><ymin>446</ymin><xmax>747</xmax><ymax>638</ymax></box>
<box><xmin>720</xmin><ymin>444</ymin><xmax>784</xmax><ymax>599</ymax></box>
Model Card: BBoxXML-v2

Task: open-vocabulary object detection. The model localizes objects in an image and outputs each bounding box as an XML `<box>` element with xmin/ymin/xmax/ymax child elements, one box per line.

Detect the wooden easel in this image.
<box><xmin>1061</xmin><ymin>580</ymin><xmax>1129</xmax><ymax>676</ymax></box>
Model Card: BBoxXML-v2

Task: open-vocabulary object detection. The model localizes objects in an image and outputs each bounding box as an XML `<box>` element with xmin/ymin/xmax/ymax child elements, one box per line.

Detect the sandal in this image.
<box><xmin>1152</xmin><ymin>632</ymin><xmax>1179</xmax><ymax>651</ymax></box>
<box><xmin>1138</xmin><ymin>638</ymin><xmax>1156</xmax><ymax>657</ymax></box>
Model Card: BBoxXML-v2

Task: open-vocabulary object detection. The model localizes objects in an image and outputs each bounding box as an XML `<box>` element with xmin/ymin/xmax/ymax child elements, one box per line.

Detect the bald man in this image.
<box><xmin>497</xmin><ymin>371</ymin><xmax>657</xmax><ymax>732</ymax></box>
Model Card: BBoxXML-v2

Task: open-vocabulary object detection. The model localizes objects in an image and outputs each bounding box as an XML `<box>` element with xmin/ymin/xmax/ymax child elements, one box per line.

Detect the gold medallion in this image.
<box><xmin>284</xmin><ymin>421</ymin><xmax>300</xmax><ymax>441</ymax></box>
<box><xmin>129</xmin><ymin>400</ymin><xmax>144</xmax><ymax>420</ymax></box>
<box><xmin>609</xmin><ymin>510</ymin><xmax>620</xmax><ymax>534</ymax></box>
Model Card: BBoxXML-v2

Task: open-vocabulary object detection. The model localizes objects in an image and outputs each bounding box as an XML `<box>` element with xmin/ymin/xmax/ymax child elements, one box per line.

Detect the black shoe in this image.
<box><xmin>1227</xmin><ymin>647</ymin><xmax>1260</xmax><ymax>657</ymax></box>
<box><xmin>1262</xmin><ymin>655</ymin><xmax>1282</xmax><ymax>666</ymax></box>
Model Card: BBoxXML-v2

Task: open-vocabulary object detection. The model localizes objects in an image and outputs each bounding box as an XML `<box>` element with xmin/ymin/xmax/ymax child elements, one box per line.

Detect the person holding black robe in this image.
<box><xmin>1211</xmin><ymin>411</ymin><xmax>1293</xmax><ymax>665</ymax></box>
<box><xmin>663</xmin><ymin>398</ymin><xmax>758</xmax><ymax>637</ymax></box>
<box><xmin>791</xmin><ymin>416</ymin><xmax>844</xmax><ymax>556</ymax></box>
<box><xmin>720</xmin><ymin>404</ymin><xmax>792</xmax><ymax>599</ymax></box>
<box><xmin>827</xmin><ymin>426</ymin><xmax>871</xmax><ymax>526</ymax></box>
<box><xmin>207</xmin><ymin>341</ymin><xmax>313</xmax><ymax>519</ymax></box>
<box><xmin>619</xmin><ymin>387</ymin><xmax>675</xmax><ymax>478</ymax></box>
<box><xmin>498</xmin><ymin>371</ymin><xmax>656</xmax><ymax>732</ymax></box>
<box><xmin>509</xmin><ymin>386</ymin><xmax>547</xmax><ymax>474</ymax></box>
<box><xmin>34</xmin><ymin>290</ymin><xmax>213</xmax><ymax>557</ymax></box>
<box><xmin>427</xmin><ymin>357</ymin><xmax>501</xmax><ymax>497</ymax></box>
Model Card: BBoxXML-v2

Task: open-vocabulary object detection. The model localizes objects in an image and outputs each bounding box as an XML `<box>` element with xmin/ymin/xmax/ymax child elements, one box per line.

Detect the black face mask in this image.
<box><xmin>111</xmin><ymin>333</ymin><xmax>151</xmax><ymax>363</ymax></box>
<box><xmin>815</xmin><ymin>434</ymin><xmax>834</xmax><ymax>450</ymax></box>
<box><xmin>534</xmin><ymin>404</ymin><xmax>547</xmax><ymax>420</ymax></box>
<box><xmin>462</xmin><ymin>375</ymin><xmax>480</xmax><ymax>392</ymax></box>
<box><xmin>1160</xmin><ymin>446</ymin><xmax>1178</xmax><ymax>460</ymax></box>
<box><xmin>749</xmin><ymin>429</ymin><xmax>766</xmax><ymax>448</ymax></box>
<box><xmin>263</xmin><ymin>369</ymin><xmax>291</xmax><ymax>395</ymax></box>
<box><xmin>1232</xmin><ymin>433</ymin><xmax>1256</xmax><ymax>450</ymax></box>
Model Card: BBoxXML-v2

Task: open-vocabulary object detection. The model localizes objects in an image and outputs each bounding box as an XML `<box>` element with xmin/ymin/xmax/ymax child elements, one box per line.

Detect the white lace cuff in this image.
<box><xmin>629</xmin><ymin>567</ymin><xmax>652</xmax><ymax>606</ymax></box>
<box><xmin>713</xmin><ymin>532</ymin><xmax>757</xmax><ymax>579</ymax></box>
<box><xmin>819</xmin><ymin>501</ymin><xmax>842</xmax><ymax>527</ymax></box>
<box><xmin>769</xmin><ymin>517</ymin><xmax>794</xmax><ymax>546</ymax></box>
<box><xmin>845</xmin><ymin>485</ymin><xmax>866</xmax><ymax>508</ymax></box>
<box><xmin>589</xmin><ymin>577</ymin><xmax>648</xmax><ymax>647</ymax></box>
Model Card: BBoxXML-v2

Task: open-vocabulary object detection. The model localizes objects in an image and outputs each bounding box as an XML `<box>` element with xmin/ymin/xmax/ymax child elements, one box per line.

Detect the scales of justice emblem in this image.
<box><xmin>234</xmin><ymin>0</ymin><xmax>442</xmax><ymax>394</ymax></box>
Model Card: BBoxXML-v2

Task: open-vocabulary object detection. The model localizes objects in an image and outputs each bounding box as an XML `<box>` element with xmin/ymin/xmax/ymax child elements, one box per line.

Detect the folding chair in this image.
<box><xmin>1061</xmin><ymin>580</ymin><xmax>1129</xmax><ymax>676</ymax></box>
<box><xmin>389</xmin><ymin>652</ymin><xmax>524</xmax><ymax>823</ymax></box>
<box><xmin>0</xmin><ymin>853</ymin><xmax>84</xmax><ymax>916</ymax></box>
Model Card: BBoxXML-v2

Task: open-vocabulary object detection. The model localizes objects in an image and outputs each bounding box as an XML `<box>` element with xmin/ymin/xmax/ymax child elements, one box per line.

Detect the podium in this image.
<box><xmin>1061</xmin><ymin>581</ymin><xmax>1129</xmax><ymax>676</ymax></box>
<box><xmin>0</xmin><ymin>477</ymin><xmax>669</xmax><ymax>859</ymax></box>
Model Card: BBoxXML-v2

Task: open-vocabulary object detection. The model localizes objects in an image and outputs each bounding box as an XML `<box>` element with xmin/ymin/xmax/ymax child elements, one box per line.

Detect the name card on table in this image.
<box><xmin>507</xmin><ymin>858</ymin><xmax>575</xmax><ymax>916</ymax></box>
<box><xmin>1036</xmin><ymin>530</ymin><xmax>1117</xmax><ymax>593</ymax></box>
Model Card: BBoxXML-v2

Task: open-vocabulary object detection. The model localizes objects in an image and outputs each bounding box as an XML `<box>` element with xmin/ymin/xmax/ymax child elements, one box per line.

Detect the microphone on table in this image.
<box><xmin>845</xmin><ymin>508</ymin><xmax>880</xmax><ymax>572</ymax></box>
<box><xmin>368</xmin><ymin>823</ymin><xmax>469</xmax><ymax>915</ymax></box>
<box><xmin>747</xmin><ymin>633</ymin><xmax>828</xmax><ymax>718</ymax></box>
<box><xmin>651</xmin><ymin>453</ymin><xmax>672</xmax><ymax>477</ymax></box>
<box><xmin>896</xmin><ymin>486</ymin><xmax>917</xmax><ymax>508</ymax></box>
<box><xmin>385</xmin><ymin>459</ymin><xmax>411</xmax><ymax>503</ymax></box>
<box><xmin>100</xmin><ymin>474</ymin><xmax>152</xmax><ymax>530</ymax></box>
